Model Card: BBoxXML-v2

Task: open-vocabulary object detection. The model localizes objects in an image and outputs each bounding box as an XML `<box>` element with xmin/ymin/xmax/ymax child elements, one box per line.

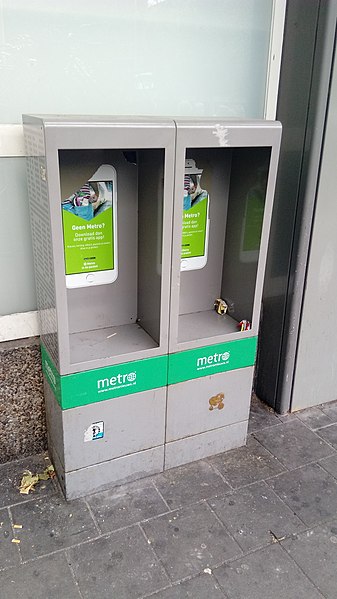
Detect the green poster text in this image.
<box><xmin>62</xmin><ymin>207</ymin><xmax>113</xmax><ymax>275</ymax></box>
<box><xmin>181</xmin><ymin>197</ymin><xmax>208</xmax><ymax>258</ymax></box>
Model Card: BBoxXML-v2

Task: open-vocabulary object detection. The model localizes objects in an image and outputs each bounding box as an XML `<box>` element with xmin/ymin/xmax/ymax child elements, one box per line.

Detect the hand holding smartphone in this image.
<box><xmin>61</xmin><ymin>164</ymin><xmax>118</xmax><ymax>288</ymax></box>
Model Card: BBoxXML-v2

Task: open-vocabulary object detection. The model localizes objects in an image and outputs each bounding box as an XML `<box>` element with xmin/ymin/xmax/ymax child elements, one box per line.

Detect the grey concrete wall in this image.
<box><xmin>0</xmin><ymin>338</ymin><xmax>47</xmax><ymax>463</ymax></box>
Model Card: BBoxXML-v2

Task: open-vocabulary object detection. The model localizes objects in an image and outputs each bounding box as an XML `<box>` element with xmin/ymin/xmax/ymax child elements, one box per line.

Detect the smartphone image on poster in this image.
<box><xmin>61</xmin><ymin>164</ymin><xmax>118</xmax><ymax>288</ymax></box>
<box><xmin>181</xmin><ymin>159</ymin><xmax>210</xmax><ymax>271</ymax></box>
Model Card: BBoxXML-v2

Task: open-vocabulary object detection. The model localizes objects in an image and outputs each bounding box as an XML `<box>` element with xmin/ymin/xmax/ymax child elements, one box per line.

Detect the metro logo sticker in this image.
<box><xmin>168</xmin><ymin>337</ymin><xmax>257</xmax><ymax>385</ymax></box>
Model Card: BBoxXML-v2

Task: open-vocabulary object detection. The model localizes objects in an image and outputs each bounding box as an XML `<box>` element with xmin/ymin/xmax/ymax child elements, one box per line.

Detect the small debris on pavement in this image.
<box><xmin>11</xmin><ymin>539</ymin><xmax>20</xmax><ymax>544</ymax></box>
<box><xmin>269</xmin><ymin>530</ymin><xmax>286</xmax><ymax>543</ymax></box>
<box><xmin>19</xmin><ymin>465</ymin><xmax>55</xmax><ymax>494</ymax></box>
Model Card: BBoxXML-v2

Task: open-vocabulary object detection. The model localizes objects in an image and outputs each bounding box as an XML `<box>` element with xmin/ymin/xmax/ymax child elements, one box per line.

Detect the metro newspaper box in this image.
<box><xmin>166</xmin><ymin>120</ymin><xmax>281</xmax><ymax>469</ymax></box>
<box><xmin>24</xmin><ymin>115</ymin><xmax>281</xmax><ymax>498</ymax></box>
<box><xmin>24</xmin><ymin>115</ymin><xmax>175</xmax><ymax>498</ymax></box>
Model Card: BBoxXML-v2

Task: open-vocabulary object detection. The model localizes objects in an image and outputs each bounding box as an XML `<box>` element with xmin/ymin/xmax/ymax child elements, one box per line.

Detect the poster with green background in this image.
<box><xmin>62</xmin><ymin>207</ymin><xmax>113</xmax><ymax>275</ymax></box>
<box><xmin>181</xmin><ymin>196</ymin><xmax>208</xmax><ymax>258</ymax></box>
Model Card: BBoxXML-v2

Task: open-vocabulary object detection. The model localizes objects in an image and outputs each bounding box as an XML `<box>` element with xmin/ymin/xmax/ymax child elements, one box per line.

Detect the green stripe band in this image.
<box><xmin>168</xmin><ymin>337</ymin><xmax>257</xmax><ymax>385</ymax></box>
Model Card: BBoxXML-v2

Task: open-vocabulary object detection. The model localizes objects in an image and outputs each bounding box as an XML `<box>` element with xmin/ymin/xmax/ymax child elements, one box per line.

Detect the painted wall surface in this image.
<box><xmin>0</xmin><ymin>1</ymin><xmax>274</xmax><ymax>316</ymax></box>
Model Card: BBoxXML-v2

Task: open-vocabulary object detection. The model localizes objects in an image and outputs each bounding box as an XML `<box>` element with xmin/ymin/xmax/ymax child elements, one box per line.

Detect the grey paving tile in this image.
<box><xmin>209</xmin><ymin>436</ymin><xmax>285</xmax><ymax>489</ymax></box>
<box><xmin>141</xmin><ymin>502</ymin><xmax>241</xmax><ymax>582</ymax></box>
<box><xmin>267</xmin><ymin>463</ymin><xmax>337</xmax><ymax>527</ymax></box>
<box><xmin>320</xmin><ymin>401</ymin><xmax>337</xmax><ymax>422</ymax></box>
<box><xmin>67</xmin><ymin>524</ymin><xmax>168</xmax><ymax>599</ymax></box>
<box><xmin>153</xmin><ymin>460</ymin><xmax>231</xmax><ymax>509</ymax></box>
<box><xmin>0</xmin><ymin>508</ymin><xmax>20</xmax><ymax>570</ymax></box>
<box><xmin>150</xmin><ymin>573</ymin><xmax>226</xmax><ymax>598</ymax></box>
<box><xmin>10</xmin><ymin>495</ymin><xmax>97</xmax><ymax>560</ymax></box>
<box><xmin>0</xmin><ymin>453</ymin><xmax>56</xmax><ymax>508</ymax></box>
<box><xmin>296</xmin><ymin>407</ymin><xmax>333</xmax><ymax>430</ymax></box>
<box><xmin>282</xmin><ymin>521</ymin><xmax>337</xmax><ymax>599</ymax></box>
<box><xmin>208</xmin><ymin>481</ymin><xmax>304</xmax><ymax>552</ymax></box>
<box><xmin>319</xmin><ymin>453</ymin><xmax>337</xmax><ymax>479</ymax></box>
<box><xmin>248</xmin><ymin>395</ymin><xmax>280</xmax><ymax>433</ymax></box>
<box><xmin>0</xmin><ymin>552</ymin><xmax>80</xmax><ymax>599</ymax></box>
<box><xmin>213</xmin><ymin>544</ymin><xmax>324</xmax><ymax>599</ymax></box>
<box><xmin>86</xmin><ymin>478</ymin><xmax>168</xmax><ymax>533</ymax></box>
<box><xmin>254</xmin><ymin>420</ymin><xmax>334</xmax><ymax>469</ymax></box>
<box><xmin>276</xmin><ymin>412</ymin><xmax>299</xmax><ymax>423</ymax></box>
<box><xmin>316</xmin><ymin>423</ymin><xmax>337</xmax><ymax>448</ymax></box>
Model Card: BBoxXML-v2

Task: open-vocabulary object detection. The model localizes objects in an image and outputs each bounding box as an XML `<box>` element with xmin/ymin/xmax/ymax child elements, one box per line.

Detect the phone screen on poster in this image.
<box><xmin>181</xmin><ymin>159</ymin><xmax>209</xmax><ymax>271</ymax></box>
<box><xmin>61</xmin><ymin>165</ymin><xmax>117</xmax><ymax>287</ymax></box>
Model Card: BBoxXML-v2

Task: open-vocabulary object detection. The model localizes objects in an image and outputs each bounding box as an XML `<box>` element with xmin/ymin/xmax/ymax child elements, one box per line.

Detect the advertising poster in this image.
<box><xmin>61</xmin><ymin>178</ymin><xmax>114</xmax><ymax>275</ymax></box>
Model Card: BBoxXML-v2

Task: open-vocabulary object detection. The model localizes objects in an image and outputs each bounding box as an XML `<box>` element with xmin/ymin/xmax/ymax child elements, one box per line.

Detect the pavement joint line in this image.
<box><xmin>207</xmin><ymin>459</ymin><xmax>235</xmax><ymax>491</ymax></box>
<box><xmin>251</xmin><ymin>430</ymin><xmax>337</xmax><ymax>470</ymax></box>
<box><xmin>209</xmin><ymin>533</ymin><xmax>302</xmax><ymax>575</ymax></box>
<box><xmin>261</xmin><ymin>452</ymin><xmax>337</xmax><ymax>482</ymax></box>
<box><xmin>82</xmin><ymin>498</ymin><xmax>102</xmax><ymax>536</ymax></box>
<box><xmin>2</xmin><ymin>491</ymin><xmax>260</xmax><ymax>566</ymax></box>
<box><xmin>138</xmin><ymin>580</ymin><xmax>173</xmax><ymax>599</ymax></box>
<box><xmin>212</xmin><ymin>509</ymin><xmax>337</xmax><ymax>569</ymax></box>
<box><xmin>262</xmin><ymin>479</ymin><xmax>309</xmax><ymax>528</ymax></box>
<box><xmin>248</xmin><ymin>419</ymin><xmax>286</xmax><ymax>434</ymax></box>
<box><xmin>205</xmin><ymin>462</ymin><xmax>289</xmax><ymax>493</ymax></box>
<box><xmin>0</xmin><ymin>487</ymin><xmax>57</xmax><ymax>510</ymax></box>
<box><xmin>204</xmin><ymin>498</ymin><xmax>244</xmax><ymax>555</ymax></box>
<box><xmin>315</xmin><ymin>459</ymin><xmax>337</xmax><ymax>480</ymax></box>
<box><xmin>137</xmin><ymin>508</ymin><xmax>249</xmax><ymax>586</ymax></box>
<box><xmin>158</xmin><ymin>501</ymin><xmax>250</xmax><ymax>580</ymax></box>
<box><xmin>150</xmin><ymin>478</ymin><xmax>173</xmax><ymax>512</ymax></box>
<box><xmin>137</xmin><ymin>521</ymin><xmax>172</xmax><ymax>584</ymax></box>
<box><xmin>138</xmin><ymin>571</ymin><xmax>227</xmax><ymax>599</ymax></box>
<box><xmin>278</xmin><ymin>540</ymin><xmax>328</xmax><ymax>599</ymax></box>
<box><xmin>317</xmin><ymin>458</ymin><xmax>337</xmax><ymax>480</ymax></box>
<box><xmin>64</xmin><ymin>547</ymin><xmax>85</xmax><ymax>599</ymax></box>
<box><xmin>138</xmin><ymin>573</ymin><xmax>199</xmax><ymax>599</ymax></box>
<box><xmin>11</xmin><ymin>525</ymin><xmax>148</xmax><ymax>567</ymax></box>
<box><xmin>212</xmin><ymin>566</ymin><xmax>232</xmax><ymax>598</ymax></box>
<box><xmin>206</xmin><ymin>490</ymin><xmax>308</xmax><ymax>555</ymax></box>
<box><xmin>315</xmin><ymin>428</ymin><xmax>337</xmax><ymax>446</ymax></box>
<box><xmin>295</xmin><ymin>416</ymin><xmax>337</xmax><ymax>437</ymax></box>
<box><xmin>7</xmin><ymin>504</ymin><xmax>23</xmax><ymax>565</ymax></box>
<box><xmin>295</xmin><ymin>415</ymin><xmax>335</xmax><ymax>431</ymax></box>
<box><xmin>249</xmin><ymin>433</ymin><xmax>292</xmax><ymax>472</ymax></box>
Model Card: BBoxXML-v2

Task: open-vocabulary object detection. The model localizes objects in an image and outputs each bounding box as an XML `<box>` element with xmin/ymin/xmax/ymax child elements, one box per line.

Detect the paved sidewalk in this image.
<box><xmin>2</xmin><ymin>397</ymin><xmax>337</xmax><ymax>598</ymax></box>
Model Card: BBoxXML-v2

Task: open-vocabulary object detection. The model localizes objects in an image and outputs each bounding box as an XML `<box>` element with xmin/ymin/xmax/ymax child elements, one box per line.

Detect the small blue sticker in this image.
<box><xmin>84</xmin><ymin>421</ymin><xmax>104</xmax><ymax>442</ymax></box>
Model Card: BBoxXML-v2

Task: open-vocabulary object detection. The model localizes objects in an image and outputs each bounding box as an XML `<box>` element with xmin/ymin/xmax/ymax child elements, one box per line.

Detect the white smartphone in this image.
<box><xmin>181</xmin><ymin>159</ymin><xmax>210</xmax><ymax>271</ymax></box>
<box><xmin>61</xmin><ymin>164</ymin><xmax>118</xmax><ymax>288</ymax></box>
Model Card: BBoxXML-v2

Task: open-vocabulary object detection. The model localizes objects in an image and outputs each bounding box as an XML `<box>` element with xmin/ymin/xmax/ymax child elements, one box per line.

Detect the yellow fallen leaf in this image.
<box><xmin>19</xmin><ymin>473</ymin><xmax>39</xmax><ymax>495</ymax></box>
<box><xmin>45</xmin><ymin>465</ymin><xmax>55</xmax><ymax>477</ymax></box>
<box><xmin>38</xmin><ymin>465</ymin><xmax>55</xmax><ymax>481</ymax></box>
<box><xmin>19</xmin><ymin>465</ymin><xmax>55</xmax><ymax>494</ymax></box>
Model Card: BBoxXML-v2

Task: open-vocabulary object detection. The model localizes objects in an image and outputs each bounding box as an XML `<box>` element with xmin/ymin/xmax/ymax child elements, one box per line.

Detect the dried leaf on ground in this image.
<box><xmin>19</xmin><ymin>465</ymin><xmax>55</xmax><ymax>494</ymax></box>
<box><xmin>19</xmin><ymin>471</ymin><xmax>39</xmax><ymax>495</ymax></box>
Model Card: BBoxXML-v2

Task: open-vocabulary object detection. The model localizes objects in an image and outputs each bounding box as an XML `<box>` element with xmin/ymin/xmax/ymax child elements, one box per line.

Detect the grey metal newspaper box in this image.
<box><xmin>167</xmin><ymin>120</ymin><xmax>282</xmax><ymax>468</ymax></box>
<box><xmin>23</xmin><ymin>115</ymin><xmax>175</xmax><ymax>498</ymax></box>
<box><xmin>24</xmin><ymin>116</ymin><xmax>281</xmax><ymax>498</ymax></box>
